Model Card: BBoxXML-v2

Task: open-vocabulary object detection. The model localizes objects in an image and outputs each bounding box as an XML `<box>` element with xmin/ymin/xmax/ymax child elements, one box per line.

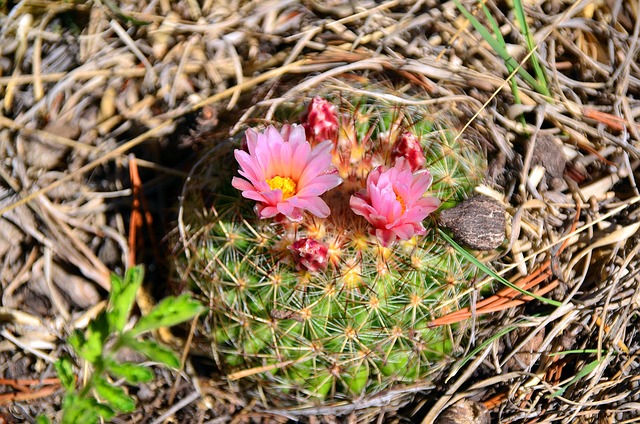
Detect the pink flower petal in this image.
<box><xmin>286</xmin><ymin>124</ymin><xmax>307</xmax><ymax>145</ymax></box>
<box><xmin>280</xmin><ymin>124</ymin><xmax>294</xmax><ymax>142</ymax></box>
<box><xmin>375</xmin><ymin>228</ymin><xmax>396</xmax><ymax>247</ymax></box>
<box><xmin>298</xmin><ymin>144</ymin><xmax>334</xmax><ymax>187</ymax></box>
<box><xmin>277</xmin><ymin>202</ymin><xmax>304</xmax><ymax>221</ymax></box>
<box><xmin>289</xmin><ymin>196</ymin><xmax>330</xmax><ymax>218</ymax></box>
<box><xmin>258</xmin><ymin>205</ymin><xmax>279</xmax><ymax>219</ymax></box>
<box><xmin>289</xmin><ymin>237</ymin><xmax>329</xmax><ymax>272</ymax></box>
<box><xmin>245</xmin><ymin>128</ymin><xmax>259</xmax><ymax>155</ymax></box>
<box><xmin>387</xmin><ymin>223</ymin><xmax>416</xmax><ymax>239</ymax></box>
<box><xmin>409</xmin><ymin>172</ymin><xmax>433</xmax><ymax>199</ymax></box>
<box><xmin>234</xmin><ymin>150</ymin><xmax>264</xmax><ymax>184</ymax></box>
<box><xmin>279</xmin><ymin>141</ymin><xmax>293</xmax><ymax>177</ymax></box>
<box><xmin>392</xmin><ymin>133</ymin><xmax>426</xmax><ymax>171</ymax></box>
<box><xmin>231</xmin><ymin>176</ymin><xmax>256</xmax><ymax>192</ymax></box>
<box><xmin>414</xmin><ymin>196</ymin><xmax>441</xmax><ymax>214</ymax></box>
<box><xmin>302</xmin><ymin>97</ymin><xmax>339</xmax><ymax>145</ymax></box>
<box><xmin>261</xmin><ymin>189</ymin><xmax>283</xmax><ymax>205</ymax></box>
<box><xmin>296</xmin><ymin>174</ymin><xmax>342</xmax><ymax>197</ymax></box>
<box><xmin>290</xmin><ymin>141</ymin><xmax>312</xmax><ymax>179</ymax></box>
<box><xmin>349</xmin><ymin>195</ymin><xmax>372</xmax><ymax>217</ymax></box>
<box><xmin>367</xmin><ymin>213</ymin><xmax>389</xmax><ymax>229</ymax></box>
<box><xmin>244</xmin><ymin>192</ymin><xmax>267</xmax><ymax>203</ymax></box>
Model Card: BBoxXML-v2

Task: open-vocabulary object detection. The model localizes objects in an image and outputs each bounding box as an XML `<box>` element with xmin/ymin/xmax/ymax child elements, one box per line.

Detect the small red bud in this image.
<box><xmin>288</xmin><ymin>238</ymin><xmax>329</xmax><ymax>272</ymax></box>
<box><xmin>391</xmin><ymin>131</ymin><xmax>426</xmax><ymax>171</ymax></box>
<box><xmin>302</xmin><ymin>97</ymin><xmax>339</xmax><ymax>145</ymax></box>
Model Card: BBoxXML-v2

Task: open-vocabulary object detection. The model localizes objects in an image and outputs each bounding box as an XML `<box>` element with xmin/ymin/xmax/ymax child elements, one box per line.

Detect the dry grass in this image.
<box><xmin>1</xmin><ymin>0</ymin><xmax>640</xmax><ymax>422</ymax></box>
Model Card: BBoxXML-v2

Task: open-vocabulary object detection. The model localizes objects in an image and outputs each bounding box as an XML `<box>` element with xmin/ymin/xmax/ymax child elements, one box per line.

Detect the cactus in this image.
<box><xmin>178</xmin><ymin>89</ymin><xmax>487</xmax><ymax>405</ymax></box>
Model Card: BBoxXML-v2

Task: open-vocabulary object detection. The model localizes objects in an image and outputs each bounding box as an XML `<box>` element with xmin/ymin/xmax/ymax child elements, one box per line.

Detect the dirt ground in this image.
<box><xmin>1</xmin><ymin>0</ymin><xmax>640</xmax><ymax>423</ymax></box>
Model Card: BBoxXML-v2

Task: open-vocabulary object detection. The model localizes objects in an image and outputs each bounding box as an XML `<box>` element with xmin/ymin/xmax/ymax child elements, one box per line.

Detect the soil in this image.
<box><xmin>1</xmin><ymin>0</ymin><xmax>640</xmax><ymax>423</ymax></box>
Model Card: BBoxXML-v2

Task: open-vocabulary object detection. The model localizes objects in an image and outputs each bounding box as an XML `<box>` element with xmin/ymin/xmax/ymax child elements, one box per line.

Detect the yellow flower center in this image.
<box><xmin>266</xmin><ymin>176</ymin><xmax>297</xmax><ymax>199</ymax></box>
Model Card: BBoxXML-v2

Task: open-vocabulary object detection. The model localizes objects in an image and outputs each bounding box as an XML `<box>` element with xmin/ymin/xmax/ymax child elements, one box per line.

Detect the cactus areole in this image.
<box><xmin>180</xmin><ymin>94</ymin><xmax>487</xmax><ymax>405</ymax></box>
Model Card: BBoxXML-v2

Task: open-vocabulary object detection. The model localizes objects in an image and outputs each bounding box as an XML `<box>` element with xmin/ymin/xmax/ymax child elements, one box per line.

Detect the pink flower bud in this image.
<box><xmin>288</xmin><ymin>238</ymin><xmax>329</xmax><ymax>272</ymax></box>
<box><xmin>391</xmin><ymin>131</ymin><xmax>426</xmax><ymax>171</ymax></box>
<box><xmin>302</xmin><ymin>97</ymin><xmax>339</xmax><ymax>145</ymax></box>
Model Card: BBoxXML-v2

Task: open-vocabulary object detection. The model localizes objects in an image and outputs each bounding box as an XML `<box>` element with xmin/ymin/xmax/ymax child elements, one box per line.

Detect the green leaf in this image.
<box><xmin>481</xmin><ymin>2</ymin><xmax>505</xmax><ymax>47</ymax></box>
<box><xmin>69</xmin><ymin>313</ymin><xmax>109</xmax><ymax>364</ymax></box>
<box><xmin>130</xmin><ymin>294</ymin><xmax>204</xmax><ymax>336</ymax></box>
<box><xmin>110</xmin><ymin>271</ymin><xmax>123</xmax><ymax>298</ymax></box>
<box><xmin>67</xmin><ymin>331</ymin><xmax>84</xmax><ymax>354</ymax></box>
<box><xmin>55</xmin><ymin>357</ymin><xmax>76</xmax><ymax>392</ymax></box>
<box><xmin>438</xmin><ymin>229</ymin><xmax>562</xmax><ymax>307</ymax></box>
<box><xmin>61</xmin><ymin>394</ymin><xmax>100</xmax><ymax>424</ymax></box>
<box><xmin>108</xmin><ymin>266</ymin><xmax>144</xmax><ymax>333</ymax></box>
<box><xmin>68</xmin><ymin>330</ymin><xmax>102</xmax><ymax>365</ymax></box>
<box><xmin>36</xmin><ymin>415</ymin><xmax>51</xmax><ymax>424</ymax></box>
<box><xmin>87</xmin><ymin>399</ymin><xmax>116</xmax><ymax>420</ymax></box>
<box><xmin>121</xmin><ymin>336</ymin><xmax>180</xmax><ymax>368</ymax></box>
<box><xmin>107</xmin><ymin>360</ymin><xmax>154</xmax><ymax>384</ymax></box>
<box><xmin>93</xmin><ymin>376</ymin><xmax>136</xmax><ymax>413</ymax></box>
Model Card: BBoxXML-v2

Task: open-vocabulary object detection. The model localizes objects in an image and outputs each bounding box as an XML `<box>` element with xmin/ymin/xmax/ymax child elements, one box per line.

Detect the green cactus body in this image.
<box><xmin>179</xmin><ymin>90</ymin><xmax>487</xmax><ymax>404</ymax></box>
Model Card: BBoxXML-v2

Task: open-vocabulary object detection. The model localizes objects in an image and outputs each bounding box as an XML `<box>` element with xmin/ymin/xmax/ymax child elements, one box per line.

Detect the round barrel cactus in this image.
<box><xmin>177</xmin><ymin>88</ymin><xmax>486</xmax><ymax>405</ymax></box>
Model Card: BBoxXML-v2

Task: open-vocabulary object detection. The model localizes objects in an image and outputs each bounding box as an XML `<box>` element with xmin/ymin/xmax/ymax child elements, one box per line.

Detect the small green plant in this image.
<box><xmin>39</xmin><ymin>266</ymin><xmax>205</xmax><ymax>424</ymax></box>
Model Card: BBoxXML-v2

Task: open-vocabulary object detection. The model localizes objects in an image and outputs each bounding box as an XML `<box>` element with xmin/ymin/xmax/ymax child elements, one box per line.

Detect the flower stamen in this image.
<box><xmin>266</xmin><ymin>176</ymin><xmax>297</xmax><ymax>199</ymax></box>
<box><xmin>394</xmin><ymin>191</ymin><xmax>406</xmax><ymax>215</ymax></box>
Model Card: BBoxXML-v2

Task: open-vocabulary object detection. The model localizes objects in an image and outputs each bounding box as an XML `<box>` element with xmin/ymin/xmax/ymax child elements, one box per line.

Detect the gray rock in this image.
<box><xmin>439</xmin><ymin>195</ymin><xmax>505</xmax><ymax>251</ymax></box>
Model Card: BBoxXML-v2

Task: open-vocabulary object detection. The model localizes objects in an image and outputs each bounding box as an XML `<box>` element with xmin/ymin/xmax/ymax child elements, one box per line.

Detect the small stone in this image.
<box><xmin>439</xmin><ymin>195</ymin><xmax>505</xmax><ymax>251</ymax></box>
<box><xmin>529</xmin><ymin>134</ymin><xmax>566</xmax><ymax>189</ymax></box>
<box><xmin>435</xmin><ymin>399</ymin><xmax>490</xmax><ymax>424</ymax></box>
<box><xmin>136</xmin><ymin>383</ymin><xmax>156</xmax><ymax>402</ymax></box>
<box><xmin>505</xmin><ymin>327</ymin><xmax>545</xmax><ymax>371</ymax></box>
<box><xmin>20</xmin><ymin>136</ymin><xmax>68</xmax><ymax>169</ymax></box>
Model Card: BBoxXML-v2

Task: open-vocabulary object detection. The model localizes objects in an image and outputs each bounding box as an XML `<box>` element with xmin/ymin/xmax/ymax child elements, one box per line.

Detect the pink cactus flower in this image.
<box><xmin>232</xmin><ymin>125</ymin><xmax>342</xmax><ymax>222</ymax></box>
<box><xmin>288</xmin><ymin>238</ymin><xmax>329</xmax><ymax>272</ymax></box>
<box><xmin>302</xmin><ymin>97</ymin><xmax>339</xmax><ymax>144</ymax></box>
<box><xmin>349</xmin><ymin>159</ymin><xmax>440</xmax><ymax>246</ymax></box>
<box><xmin>391</xmin><ymin>131</ymin><xmax>426</xmax><ymax>171</ymax></box>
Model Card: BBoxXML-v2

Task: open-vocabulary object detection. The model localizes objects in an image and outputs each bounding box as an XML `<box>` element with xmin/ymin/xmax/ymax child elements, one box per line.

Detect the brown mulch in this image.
<box><xmin>1</xmin><ymin>0</ymin><xmax>640</xmax><ymax>423</ymax></box>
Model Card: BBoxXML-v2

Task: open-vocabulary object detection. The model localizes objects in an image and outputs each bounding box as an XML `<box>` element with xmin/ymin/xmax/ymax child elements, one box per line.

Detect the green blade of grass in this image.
<box><xmin>512</xmin><ymin>0</ymin><xmax>550</xmax><ymax>96</ymax></box>
<box><xmin>103</xmin><ymin>0</ymin><xmax>151</xmax><ymax>25</ymax></box>
<box><xmin>550</xmin><ymin>357</ymin><xmax>603</xmax><ymax>398</ymax></box>
<box><xmin>449</xmin><ymin>324</ymin><xmax>518</xmax><ymax>378</ymax></box>
<box><xmin>453</xmin><ymin>0</ymin><xmax>548</xmax><ymax>95</ymax></box>
<box><xmin>548</xmin><ymin>349</ymin><xmax>602</xmax><ymax>357</ymax></box>
<box><xmin>481</xmin><ymin>2</ymin><xmax>526</xmax><ymax>125</ymax></box>
<box><xmin>438</xmin><ymin>228</ymin><xmax>562</xmax><ymax>307</ymax></box>
<box><xmin>481</xmin><ymin>3</ymin><xmax>506</xmax><ymax>47</ymax></box>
